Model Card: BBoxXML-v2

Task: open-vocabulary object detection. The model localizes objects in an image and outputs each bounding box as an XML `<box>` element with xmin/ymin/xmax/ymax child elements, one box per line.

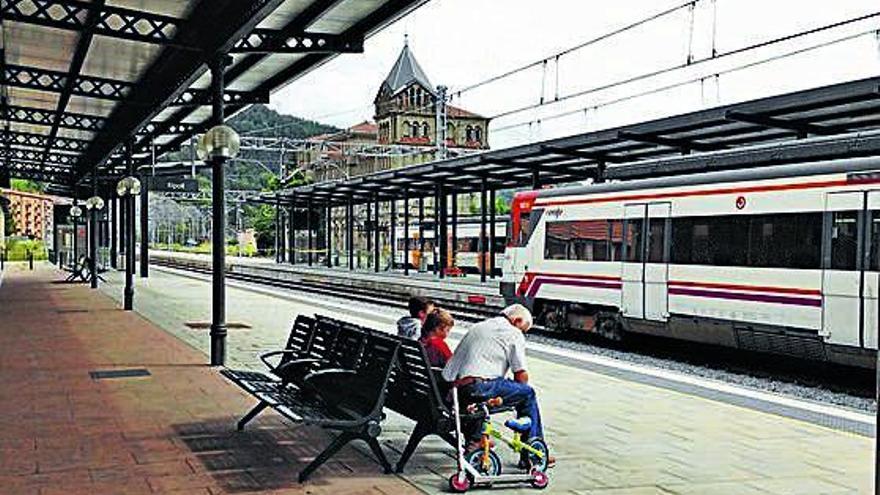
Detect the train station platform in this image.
<box><xmin>1</xmin><ymin>262</ymin><xmax>875</xmax><ymax>494</ymax></box>
<box><xmin>149</xmin><ymin>251</ymin><xmax>505</xmax><ymax>312</ymax></box>
<box><xmin>0</xmin><ymin>263</ymin><xmax>419</xmax><ymax>495</ymax></box>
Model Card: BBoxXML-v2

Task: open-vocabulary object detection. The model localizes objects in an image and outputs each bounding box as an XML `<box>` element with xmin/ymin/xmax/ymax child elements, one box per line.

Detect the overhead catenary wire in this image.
<box><xmin>491</xmin><ymin>27</ymin><xmax>880</xmax><ymax>134</ymax></box>
<box><xmin>487</xmin><ymin>10</ymin><xmax>880</xmax><ymax>122</ymax></box>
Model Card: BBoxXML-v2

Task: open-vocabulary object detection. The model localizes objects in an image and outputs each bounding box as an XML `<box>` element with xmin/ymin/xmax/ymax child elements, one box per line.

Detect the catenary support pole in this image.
<box><xmin>403</xmin><ymin>189</ymin><xmax>410</xmax><ymax>276</ymax></box>
<box><xmin>139</xmin><ymin>176</ymin><xmax>149</xmax><ymax>278</ymax></box>
<box><xmin>209</xmin><ymin>55</ymin><xmax>229</xmax><ymax>367</ymax></box>
<box><xmin>480</xmin><ymin>177</ymin><xmax>487</xmax><ymax>283</ymax></box>
<box><xmin>275</xmin><ymin>199</ymin><xmax>281</xmax><ymax>263</ymax></box>
<box><xmin>290</xmin><ymin>197</ymin><xmax>296</xmax><ymax>265</ymax></box>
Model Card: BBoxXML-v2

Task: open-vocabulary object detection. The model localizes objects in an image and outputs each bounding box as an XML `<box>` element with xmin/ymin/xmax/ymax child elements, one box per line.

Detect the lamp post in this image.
<box><xmin>70</xmin><ymin>203</ymin><xmax>83</xmax><ymax>270</ymax></box>
<box><xmin>117</xmin><ymin>175</ymin><xmax>141</xmax><ymax>310</ymax></box>
<box><xmin>84</xmin><ymin>195</ymin><xmax>105</xmax><ymax>289</ymax></box>
<box><xmin>197</xmin><ymin>121</ymin><xmax>241</xmax><ymax>366</ymax></box>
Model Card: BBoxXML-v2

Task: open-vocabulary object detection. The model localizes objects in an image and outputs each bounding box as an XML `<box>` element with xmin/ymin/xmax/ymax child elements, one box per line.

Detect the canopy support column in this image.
<box><xmin>109</xmin><ymin>197</ymin><xmax>117</xmax><ymax>269</ymax></box>
<box><xmin>307</xmin><ymin>197</ymin><xmax>313</xmax><ymax>266</ymax></box>
<box><xmin>326</xmin><ymin>203</ymin><xmax>332</xmax><ymax>268</ymax></box>
<box><xmin>347</xmin><ymin>197</ymin><xmax>353</xmax><ymax>271</ymax></box>
<box><xmin>123</xmin><ymin>139</ymin><xmax>135</xmax><ymax>311</ymax></box>
<box><xmin>209</xmin><ymin>55</ymin><xmax>229</xmax><ymax>367</ymax></box>
<box><xmin>390</xmin><ymin>198</ymin><xmax>396</xmax><ymax>272</ymax></box>
<box><xmin>373</xmin><ymin>193</ymin><xmax>380</xmax><ymax>273</ymax></box>
<box><xmin>403</xmin><ymin>189</ymin><xmax>409</xmax><ymax>276</ymax></box>
<box><xmin>480</xmin><ymin>177</ymin><xmax>487</xmax><ymax>283</ymax></box>
<box><xmin>418</xmin><ymin>196</ymin><xmax>424</xmax><ymax>272</ymax></box>
<box><xmin>139</xmin><ymin>176</ymin><xmax>148</xmax><ymax>278</ymax></box>
<box><xmin>438</xmin><ymin>184</ymin><xmax>448</xmax><ymax>280</ymax></box>
<box><xmin>489</xmin><ymin>186</ymin><xmax>497</xmax><ymax>278</ymax></box>
<box><xmin>90</xmin><ymin>172</ymin><xmax>98</xmax><ymax>289</ymax></box>
<box><xmin>451</xmin><ymin>192</ymin><xmax>457</xmax><ymax>271</ymax></box>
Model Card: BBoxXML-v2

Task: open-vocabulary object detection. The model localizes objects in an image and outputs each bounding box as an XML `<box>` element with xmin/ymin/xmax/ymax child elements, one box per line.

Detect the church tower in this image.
<box><xmin>374</xmin><ymin>40</ymin><xmax>490</xmax><ymax>149</ymax></box>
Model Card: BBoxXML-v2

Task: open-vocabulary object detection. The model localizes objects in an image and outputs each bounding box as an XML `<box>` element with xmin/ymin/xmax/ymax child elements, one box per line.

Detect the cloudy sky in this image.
<box><xmin>269</xmin><ymin>0</ymin><xmax>880</xmax><ymax>150</ymax></box>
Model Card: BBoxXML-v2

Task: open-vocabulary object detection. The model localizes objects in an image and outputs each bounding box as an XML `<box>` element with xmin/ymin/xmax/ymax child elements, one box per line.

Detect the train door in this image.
<box><xmin>621</xmin><ymin>205</ymin><xmax>646</xmax><ymax>319</ymax></box>
<box><xmin>644</xmin><ymin>203</ymin><xmax>671</xmax><ymax>321</ymax></box>
<box><xmin>822</xmin><ymin>191</ymin><xmax>879</xmax><ymax>350</ymax></box>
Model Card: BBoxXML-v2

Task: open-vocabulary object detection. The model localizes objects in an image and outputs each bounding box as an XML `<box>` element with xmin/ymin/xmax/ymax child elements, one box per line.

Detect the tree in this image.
<box><xmin>10</xmin><ymin>179</ymin><xmax>46</xmax><ymax>193</ymax></box>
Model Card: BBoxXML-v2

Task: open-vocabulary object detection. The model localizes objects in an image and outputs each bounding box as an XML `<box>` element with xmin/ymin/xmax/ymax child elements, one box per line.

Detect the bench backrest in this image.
<box><xmin>305</xmin><ymin>318</ymin><xmax>343</xmax><ymax>362</ymax></box>
<box><xmin>386</xmin><ymin>337</ymin><xmax>449</xmax><ymax>425</ymax></box>
<box><xmin>278</xmin><ymin>314</ymin><xmax>316</xmax><ymax>367</ymax></box>
<box><xmin>334</xmin><ymin>332</ymin><xmax>400</xmax><ymax>417</ymax></box>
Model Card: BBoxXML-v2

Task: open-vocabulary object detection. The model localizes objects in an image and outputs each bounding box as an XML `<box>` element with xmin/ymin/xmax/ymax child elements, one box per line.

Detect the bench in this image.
<box><xmin>221</xmin><ymin>316</ymin><xmax>400</xmax><ymax>482</ymax></box>
<box><xmin>314</xmin><ymin>316</ymin><xmax>458</xmax><ymax>473</ymax></box>
<box><xmin>63</xmin><ymin>255</ymin><xmax>89</xmax><ymax>282</ymax></box>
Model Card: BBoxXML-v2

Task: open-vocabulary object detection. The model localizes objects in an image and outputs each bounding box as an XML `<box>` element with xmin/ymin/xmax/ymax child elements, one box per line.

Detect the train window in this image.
<box><xmin>869</xmin><ymin>212</ymin><xmax>880</xmax><ymax>271</ymax></box>
<box><xmin>609</xmin><ymin>220</ymin><xmax>624</xmax><ymax>261</ymax></box>
<box><xmin>830</xmin><ymin>211</ymin><xmax>859</xmax><ymax>270</ymax></box>
<box><xmin>647</xmin><ymin>218</ymin><xmax>667</xmax><ymax>263</ymax></box>
<box><xmin>624</xmin><ymin>218</ymin><xmax>644</xmax><ymax>262</ymax></box>
<box><xmin>749</xmin><ymin>213</ymin><xmax>822</xmax><ymax>269</ymax></box>
<box><xmin>672</xmin><ymin>213</ymin><xmax>821</xmax><ymax>268</ymax></box>
<box><xmin>543</xmin><ymin>220</ymin><xmax>612</xmax><ymax>262</ymax></box>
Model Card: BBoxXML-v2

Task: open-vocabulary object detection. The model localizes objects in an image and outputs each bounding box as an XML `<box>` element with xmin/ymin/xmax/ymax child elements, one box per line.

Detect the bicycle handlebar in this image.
<box><xmin>466</xmin><ymin>396</ymin><xmax>504</xmax><ymax>414</ymax></box>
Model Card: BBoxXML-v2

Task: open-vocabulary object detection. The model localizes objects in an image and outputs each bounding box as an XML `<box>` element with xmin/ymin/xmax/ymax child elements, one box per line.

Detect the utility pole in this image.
<box><xmin>435</xmin><ymin>85</ymin><xmax>448</xmax><ymax>161</ymax></box>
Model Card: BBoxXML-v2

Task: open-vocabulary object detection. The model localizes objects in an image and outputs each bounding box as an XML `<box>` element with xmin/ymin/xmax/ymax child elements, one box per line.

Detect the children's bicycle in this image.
<box><xmin>448</xmin><ymin>387</ymin><xmax>550</xmax><ymax>492</ymax></box>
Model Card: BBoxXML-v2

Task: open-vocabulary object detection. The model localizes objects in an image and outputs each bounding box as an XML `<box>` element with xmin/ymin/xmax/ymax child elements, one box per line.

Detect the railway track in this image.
<box><xmin>150</xmin><ymin>256</ymin><xmax>502</xmax><ymax>322</ymax></box>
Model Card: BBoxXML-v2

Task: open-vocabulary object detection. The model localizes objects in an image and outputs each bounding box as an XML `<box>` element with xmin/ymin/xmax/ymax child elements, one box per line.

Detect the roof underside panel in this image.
<box><xmin>0</xmin><ymin>0</ymin><xmax>432</xmax><ymax>194</ymax></box>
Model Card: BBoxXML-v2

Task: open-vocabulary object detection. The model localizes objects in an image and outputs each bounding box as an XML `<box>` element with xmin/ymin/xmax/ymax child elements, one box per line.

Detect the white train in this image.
<box><xmin>501</xmin><ymin>157</ymin><xmax>880</xmax><ymax>368</ymax></box>
<box><xmin>394</xmin><ymin>217</ymin><xmax>507</xmax><ymax>275</ymax></box>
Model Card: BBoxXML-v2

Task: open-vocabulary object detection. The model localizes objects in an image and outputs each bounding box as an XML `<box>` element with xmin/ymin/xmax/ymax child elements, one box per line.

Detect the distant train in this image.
<box><xmin>502</xmin><ymin>157</ymin><xmax>880</xmax><ymax>368</ymax></box>
<box><xmin>394</xmin><ymin>216</ymin><xmax>507</xmax><ymax>275</ymax></box>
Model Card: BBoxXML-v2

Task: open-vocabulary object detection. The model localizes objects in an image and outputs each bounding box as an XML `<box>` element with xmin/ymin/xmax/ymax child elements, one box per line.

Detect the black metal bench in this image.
<box><xmin>221</xmin><ymin>314</ymin><xmax>317</xmax><ymax>386</ymax></box>
<box><xmin>313</xmin><ymin>316</ymin><xmax>459</xmax><ymax>473</ymax></box>
<box><xmin>63</xmin><ymin>255</ymin><xmax>89</xmax><ymax>282</ymax></box>
<box><xmin>221</xmin><ymin>316</ymin><xmax>399</xmax><ymax>482</ymax></box>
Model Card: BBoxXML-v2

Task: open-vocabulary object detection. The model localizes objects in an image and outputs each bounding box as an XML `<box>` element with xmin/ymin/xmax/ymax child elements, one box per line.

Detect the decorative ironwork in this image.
<box><xmin>1</xmin><ymin>0</ymin><xmax>182</xmax><ymax>46</ymax></box>
<box><xmin>5</xmin><ymin>131</ymin><xmax>89</xmax><ymax>153</ymax></box>
<box><xmin>232</xmin><ymin>30</ymin><xmax>364</xmax><ymax>54</ymax></box>
<box><xmin>0</xmin><ymin>147</ymin><xmax>77</xmax><ymax>165</ymax></box>
<box><xmin>4</xmin><ymin>104</ymin><xmax>105</xmax><ymax>131</ymax></box>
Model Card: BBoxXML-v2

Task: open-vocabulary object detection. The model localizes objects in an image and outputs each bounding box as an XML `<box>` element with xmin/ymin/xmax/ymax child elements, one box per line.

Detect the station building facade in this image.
<box><xmin>0</xmin><ymin>188</ymin><xmax>57</xmax><ymax>243</ymax></box>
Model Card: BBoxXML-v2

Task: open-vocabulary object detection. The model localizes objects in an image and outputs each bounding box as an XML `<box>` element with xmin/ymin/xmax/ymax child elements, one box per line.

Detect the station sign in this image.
<box><xmin>147</xmin><ymin>177</ymin><xmax>199</xmax><ymax>193</ymax></box>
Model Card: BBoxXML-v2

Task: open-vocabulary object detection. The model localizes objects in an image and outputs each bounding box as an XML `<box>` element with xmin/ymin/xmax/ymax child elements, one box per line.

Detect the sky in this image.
<box><xmin>269</xmin><ymin>0</ymin><xmax>880</xmax><ymax>150</ymax></box>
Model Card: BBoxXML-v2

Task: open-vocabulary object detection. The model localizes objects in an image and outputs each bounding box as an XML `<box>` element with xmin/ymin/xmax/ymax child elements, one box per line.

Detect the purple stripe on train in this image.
<box><xmin>526</xmin><ymin>277</ymin><xmax>623</xmax><ymax>298</ymax></box>
<box><xmin>668</xmin><ymin>287</ymin><xmax>822</xmax><ymax>307</ymax></box>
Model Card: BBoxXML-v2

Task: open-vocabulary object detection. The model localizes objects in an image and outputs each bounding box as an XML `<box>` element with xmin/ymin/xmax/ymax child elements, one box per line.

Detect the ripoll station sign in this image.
<box><xmin>147</xmin><ymin>177</ymin><xmax>199</xmax><ymax>193</ymax></box>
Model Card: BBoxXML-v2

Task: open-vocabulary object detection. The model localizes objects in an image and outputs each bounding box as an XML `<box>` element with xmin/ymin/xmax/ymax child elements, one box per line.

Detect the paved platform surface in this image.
<box><xmin>94</xmin><ymin>264</ymin><xmax>874</xmax><ymax>494</ymax></box>
<box><xmin>0</xmin><ymin>263</ymin><xmax>420</xmax><ymax>495</ymax></box>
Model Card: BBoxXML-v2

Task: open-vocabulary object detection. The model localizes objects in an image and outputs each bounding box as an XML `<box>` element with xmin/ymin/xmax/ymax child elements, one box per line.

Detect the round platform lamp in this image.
<box><xmin>117</xmin><ymin>176</ymin><xmax>141</xmax><ymax>310</ymax></box>
<box><xmin>85</xmin><ymin>196</ymin><xmax>105</xmax><ymax>289</ymax></box>
<box><xmin>69</xmin><ymin>204</ymin><xmax>83</xmax><ymax>270</ymax></box>
<box><xmin>197</xmin><ymin>124</ymin><xmax>240</xmax><ymax>367</ymax></box>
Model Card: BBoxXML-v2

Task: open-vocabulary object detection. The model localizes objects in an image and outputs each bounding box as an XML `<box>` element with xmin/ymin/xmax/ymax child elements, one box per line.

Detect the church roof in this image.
<box><xmin>382</xmin><ymin>42</ymin><xmax>435</xmax><ymax>96</ymax></box>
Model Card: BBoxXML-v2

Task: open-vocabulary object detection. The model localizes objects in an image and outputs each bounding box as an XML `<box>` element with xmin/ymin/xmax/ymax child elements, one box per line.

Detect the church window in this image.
<box><xmin>422</xmin><ymin>122</ymin><xmax>430</xmax><ymax>138</ymax></box>
<box><xmin>466</xmin><ymin>125</ymin><xmax>474</xmax><ymax>142</ymax></box>
<box><xmin>474</xmin><ymin>126</ymin><xmax>482</xmax><ymax>142</ymax></box>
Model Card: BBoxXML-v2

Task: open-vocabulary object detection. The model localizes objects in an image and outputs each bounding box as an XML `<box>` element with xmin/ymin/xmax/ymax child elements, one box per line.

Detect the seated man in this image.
<box><xmin>419</xmin><ymin>308</ymin><xmax>454</xmax><ymax>368</ymax></box>
<box><xmin>397</xmin><ymin>296</ymin><xmax>434</xmax><ymax>339</ymax></box>
<box><xmin>442</xmin><ymin>304</ymin><xmax>550</xmax><ymax>456</ymax></box>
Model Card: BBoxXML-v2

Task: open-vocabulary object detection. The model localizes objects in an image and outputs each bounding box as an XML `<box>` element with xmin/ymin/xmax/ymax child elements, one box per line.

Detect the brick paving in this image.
<box><xmin>0</xmin><ymin>263</ymin><xmax>422</xmax><ymax>495</ymax></box>
<box><xmin>96</xmin><ymin>265</ymin><xmax>875</xmax><ymax>494</ymax></box>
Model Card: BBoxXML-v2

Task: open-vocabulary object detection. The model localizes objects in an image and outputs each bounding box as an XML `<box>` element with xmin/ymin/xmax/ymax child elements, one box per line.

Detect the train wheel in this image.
<box><xmin>597</xmin><ymin>313</ymin><xmax>625</xmax><ymax>342</ymax></box>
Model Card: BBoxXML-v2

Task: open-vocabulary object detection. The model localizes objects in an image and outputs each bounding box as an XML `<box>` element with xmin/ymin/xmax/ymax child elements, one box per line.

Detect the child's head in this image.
<box><xmin>421</xmin><ymin>308</ymin><xmax>454</xmax><ymax>340</ymax></box>
<box><xmin>408</xmin><ymin>296</ymin><xmax>435</xmax><ymax>323</ymax></box>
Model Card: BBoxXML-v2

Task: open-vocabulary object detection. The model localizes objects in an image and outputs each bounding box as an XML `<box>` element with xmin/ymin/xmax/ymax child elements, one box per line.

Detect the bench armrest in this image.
<box><xmin>259</xmin><ymin>350</ymin><xmax>302</xmax><ymax>370</ymax></box>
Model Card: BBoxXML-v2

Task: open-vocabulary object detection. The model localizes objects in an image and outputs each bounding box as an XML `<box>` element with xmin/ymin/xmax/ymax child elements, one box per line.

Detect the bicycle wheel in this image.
<box><xmin>464</xmin><ymin>448</ymin><xmax>502</xmax><ymax>477</ymax></box>
<box><xmin>525</xmin><ymin>437</ymin><xmax>550</xmax><ymax>472</ymax></box>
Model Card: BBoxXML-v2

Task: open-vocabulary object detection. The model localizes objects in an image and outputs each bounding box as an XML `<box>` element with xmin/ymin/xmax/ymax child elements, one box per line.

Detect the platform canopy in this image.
<box><xmin>0</xmin><ymin>0</ymin><xmax>428</xmax><ymax>195</ymax></box>
<box><xmin>265</xmin><ymin>75</ymin><xmax>880</xmax><ymax>207</ymax></box>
